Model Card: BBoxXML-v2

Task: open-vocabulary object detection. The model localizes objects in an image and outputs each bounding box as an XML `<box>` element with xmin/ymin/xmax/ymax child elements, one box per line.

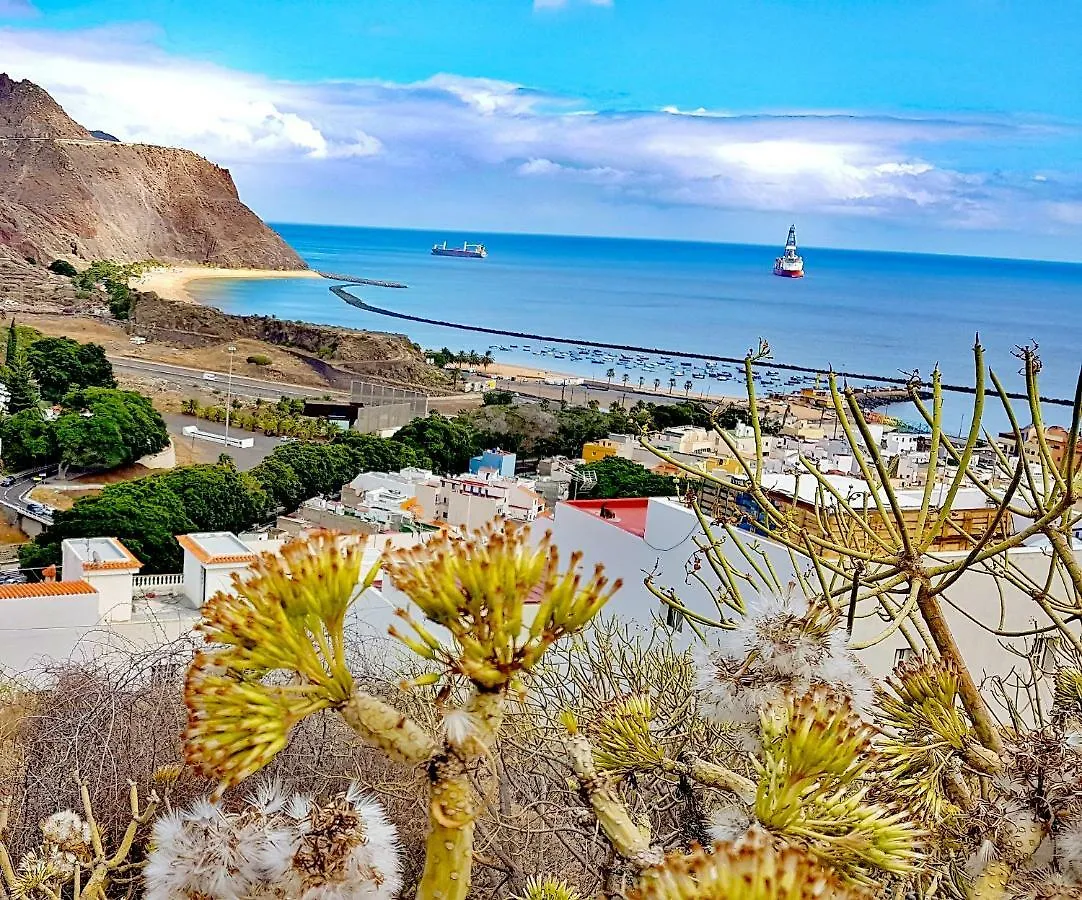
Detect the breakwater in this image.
<box><xmin>330</xmin><ymin>285</ymin><xmax>1073</xmax><ymax>407</ymax></box>
<box><xmin>319</xmin><ymin>272</ymin><xmax>408</xmax><ymax>289</ymax></box>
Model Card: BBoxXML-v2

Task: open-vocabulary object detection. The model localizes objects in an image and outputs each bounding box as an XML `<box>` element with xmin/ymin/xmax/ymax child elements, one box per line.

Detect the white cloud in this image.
<box><xmin>0</xmin><ymin>23</ymin><xmax>1071</xmax><ymax>236</ymax></box>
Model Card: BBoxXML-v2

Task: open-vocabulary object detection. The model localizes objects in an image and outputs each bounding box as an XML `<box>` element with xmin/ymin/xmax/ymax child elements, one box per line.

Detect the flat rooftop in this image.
<box><xmin>564</xmin><ymin>498</ymin><xmax>650</xmax><ymax>538</ymax></box>
<box><xmin>64</xmin><ymin>537</ymin><xmax>141</xmax><ymax>570</ymax></box>
<box><xmin>177</xmin><ymin>532</ymin><xmax>256</xmax><ymax>565</ymax></box>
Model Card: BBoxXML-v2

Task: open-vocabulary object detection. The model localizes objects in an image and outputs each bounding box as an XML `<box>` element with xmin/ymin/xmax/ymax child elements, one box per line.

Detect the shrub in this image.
<box><xmin>47</xmin><ymin>259</ymin><xmax>77</xmax><ymax>278</ymax></box>
<box><xmin>246</xmin><ymin>354</ymin><xmax>272</xmax><ymax>366</ymax></box>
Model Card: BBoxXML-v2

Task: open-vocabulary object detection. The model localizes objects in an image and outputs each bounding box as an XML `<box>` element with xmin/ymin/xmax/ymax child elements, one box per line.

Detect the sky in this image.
<box><xmin>2</xmin><ymin>0</ymin><xmax>1082</xmax><ymax>259</ymax></box>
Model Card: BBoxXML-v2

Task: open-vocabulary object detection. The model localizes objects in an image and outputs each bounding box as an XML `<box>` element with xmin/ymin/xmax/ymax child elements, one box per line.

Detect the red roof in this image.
<box><xmin>564</xmin><ymin>498</ymin><xmax>650</xmax><ymax>538</ymax></box>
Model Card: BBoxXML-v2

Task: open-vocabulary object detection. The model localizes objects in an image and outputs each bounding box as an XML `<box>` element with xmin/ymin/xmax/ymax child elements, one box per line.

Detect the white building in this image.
<box><xmin>413</xmin><ymin>472</ymin><xmax>545</xmax><ymax>531</ymax></box>
<box><xmin>0</xmin><ymin>530</ymin><xmax>404</xmax><ymax>679</ymax></box>
<box><xmin>527</xmin><ymin>494</ymin><xmax>1082</xmax><ymax>694</ymax></box>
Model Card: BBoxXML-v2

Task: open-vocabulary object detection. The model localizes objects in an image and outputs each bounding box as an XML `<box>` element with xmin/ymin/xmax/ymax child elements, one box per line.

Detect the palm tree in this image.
<box><xmin>605</xmin><ymin>368</ymin><xmax>615</xmax><ymax>385</ymax></box>
<box><xmin>653</xmin><ymin>378</ymin><xmax>661</xmax><ymax>392</ymax></box>
<box><xmin>181</xmin><ymin>398</ymin><xmax>200</xmax><ymax>416</ymax></box>
<box><xmin>684</xmin><ymin>380</ymin><xmax>693</xmax><ymax>397</ymax></box>
<box><xmin>621</xmin><ymin>373</ymin><xmax>630</xmax><ymax>388</ymax></box>
<box><xmin>468</xmin><ymin>350</ymin><xmax>482</xmax><ymax>367</ymax></box>
<box><xmin>638</xmin><ymin>376</ymin><xmax>645</xmax><ymax>390</ymax></box>
<box><xmin>668</xmin><ymin>378</ymin><xmax>676</xmax><ymax>395</ymax></box>
<box><xmin>482</xmin><ymin>350</ymin><xmax>495</xmax><ymax>370</ymax></box>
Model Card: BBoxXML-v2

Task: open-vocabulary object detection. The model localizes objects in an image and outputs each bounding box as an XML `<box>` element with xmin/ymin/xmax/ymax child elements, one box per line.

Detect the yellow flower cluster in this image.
<box><xmin>755</xmin><ymin>688</ymin><xmax>922</xmax><ymax>883</ymax></box>
<box><xmin>630</xmin><ymin>830</ymin><xmax>872</xmax><ymax>900</ymax></box>
<box><xmin>587</xmin><ymin>695</ymin><xmax>667</xmax><ymax>775</ymax></box>
<box><xmin>185</xmin><ymin>532</ymin><xmax>376</xmax><ymax>788</ymax></box>
<box><xmin>384</xmin><ymin>523</ymin><xmax>619</xmax><ymax>689</ymax></box>
<box><xmin>516</xmin><ymin>875</ymin><xmax>584</xmax><ymax>900</ymax></box>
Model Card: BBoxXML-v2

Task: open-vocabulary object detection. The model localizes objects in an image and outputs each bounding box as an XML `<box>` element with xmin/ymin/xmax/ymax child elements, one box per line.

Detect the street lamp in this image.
<box><xmin>224</xmin><ymin>345</ymin><xmax>237</xmax><ymax>442</ymax></box>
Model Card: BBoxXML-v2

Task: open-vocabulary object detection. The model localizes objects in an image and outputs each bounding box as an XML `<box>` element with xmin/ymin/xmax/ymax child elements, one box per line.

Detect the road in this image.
<box><xmin>109</xmin><ymin>356</ymin><xmax>348</xmax><ymax>402</ymax></box>
<box><xmin>0</xmin><ymin>466</ymin><xmax>59</xmax><ymax>525</ymax></box>
<box><xmin>495</xmin><ymin>376</ymin><xmax>737</xmax><ymax>407</ymax></box>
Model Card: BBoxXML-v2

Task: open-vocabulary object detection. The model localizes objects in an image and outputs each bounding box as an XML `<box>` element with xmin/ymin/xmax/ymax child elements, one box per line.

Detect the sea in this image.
<box><xmin>187</xmin><ymin>224</ymin><xmax>1082</xmax><ymax>433</ymax></box>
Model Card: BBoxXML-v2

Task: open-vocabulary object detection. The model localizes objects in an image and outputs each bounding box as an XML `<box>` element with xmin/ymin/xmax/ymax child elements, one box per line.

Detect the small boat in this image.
<box><xmin>432</xmin><ymin>240</ymin><xmax>487</xmax><ymax>259</ymax></box>
<box><xmin>773</xmin><ymin>225</ymin><xmax>804</xmax><ymax>278</ymax></box>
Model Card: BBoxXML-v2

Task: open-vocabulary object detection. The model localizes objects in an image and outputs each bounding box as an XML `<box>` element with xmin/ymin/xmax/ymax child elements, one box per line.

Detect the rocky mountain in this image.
<box><xmin>0</xmin><ymin>74</ymin><xmax>304</xmax><ymax>270</ymax></box>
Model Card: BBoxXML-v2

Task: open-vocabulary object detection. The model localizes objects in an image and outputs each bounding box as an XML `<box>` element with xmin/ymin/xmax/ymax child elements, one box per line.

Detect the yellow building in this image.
<box><xmin>582</xmin><ymin>440</ymin><xmax>621</xmax><ymax>463</ymax></box>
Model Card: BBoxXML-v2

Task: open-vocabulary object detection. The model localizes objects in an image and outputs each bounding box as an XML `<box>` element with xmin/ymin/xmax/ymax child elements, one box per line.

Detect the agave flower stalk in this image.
<box><xmin>183</xmin><ymin>525</ymin><xmax>617</xmax><ymax>900</ymax></box>
<box><xmin>630</xmin><ymin>828</ymin><xmax>873</xmax><ymax>900</ymax></box>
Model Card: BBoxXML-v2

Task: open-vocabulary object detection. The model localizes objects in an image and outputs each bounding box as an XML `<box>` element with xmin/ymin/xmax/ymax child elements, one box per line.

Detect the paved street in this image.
<box><xmin>108</xmin><ymin>355</ymin><xmax>347</xmax><ymax>402</ymax></box>
<box><xmin>163</xmin><ymin>414</ymin><xmax>279</xmax><ymax>471</ymax></box>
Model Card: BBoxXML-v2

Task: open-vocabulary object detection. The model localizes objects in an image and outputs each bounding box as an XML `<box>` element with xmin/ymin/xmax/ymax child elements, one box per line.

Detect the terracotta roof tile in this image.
<box><xmin>0</xmin><ymin>580</ymin><xmax>97</xmax><ymax>600</ymax></box>
<box><xmin>177</xmin><ymin>534</ymin><xmax>256</xmax><ymax>566</ymax></box>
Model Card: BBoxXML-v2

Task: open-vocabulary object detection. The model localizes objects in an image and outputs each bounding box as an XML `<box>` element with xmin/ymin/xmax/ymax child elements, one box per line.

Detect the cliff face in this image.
<box><xmin>0</xmin><ymin>74</ymin><xmax>305</xmax><ymax>270</ymax></box>
<box><xmin>130</xmin><ymin>292</ymin><xmax>448</xmax><ymax>388</ymax></box>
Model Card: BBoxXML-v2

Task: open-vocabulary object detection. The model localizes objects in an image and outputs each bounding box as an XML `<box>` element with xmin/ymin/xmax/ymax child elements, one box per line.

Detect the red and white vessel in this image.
<box><xmin>773</xmin><ymin>225</ymin><xmax>804</xmax><ymax>278</ymax></box>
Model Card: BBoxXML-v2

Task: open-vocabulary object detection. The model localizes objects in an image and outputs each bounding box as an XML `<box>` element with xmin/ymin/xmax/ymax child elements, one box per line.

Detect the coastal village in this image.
<box><xmin>0</xmin><ymin>27</ymin><xmax>1081</xmax><ymax>900</ymax></box>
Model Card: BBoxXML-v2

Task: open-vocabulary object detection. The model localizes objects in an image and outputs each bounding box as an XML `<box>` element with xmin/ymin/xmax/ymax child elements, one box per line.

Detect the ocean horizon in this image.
<box><xmin>186</xmin><ymin>223</ymin><xmax>1082</xmax><ymax>430</ymax></box>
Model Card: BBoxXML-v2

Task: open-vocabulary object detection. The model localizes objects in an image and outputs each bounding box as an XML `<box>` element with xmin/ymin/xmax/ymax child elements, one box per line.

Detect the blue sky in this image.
<box><xmin>3</xmin><ymin>0</ymin><xmax>1082</xmax><ymax>259</ymax></box>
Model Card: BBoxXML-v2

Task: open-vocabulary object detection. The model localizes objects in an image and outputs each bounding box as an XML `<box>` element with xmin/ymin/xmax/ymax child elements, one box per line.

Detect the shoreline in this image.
<box><xmin>132</xmin><ymin>266</ymin><xmax>321</xmax><ymax>304</ymax></box>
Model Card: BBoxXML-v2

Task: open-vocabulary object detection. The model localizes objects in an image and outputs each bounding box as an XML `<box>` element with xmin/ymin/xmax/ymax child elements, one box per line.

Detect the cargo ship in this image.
<box><xmin>773</xmin><ymin>225</ymin><xmax>804</xmax><ymax>278</ymax></box>
<box><xmin>431</xmin><ymin>240</ymin><xmax>487</xmax><ymax>259</ymax></box>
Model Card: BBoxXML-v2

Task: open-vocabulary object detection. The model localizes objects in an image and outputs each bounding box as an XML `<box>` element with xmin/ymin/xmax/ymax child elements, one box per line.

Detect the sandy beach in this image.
<box><xmin>132</xmin><ymin>265</ymin><xmax>322</xmax><ymax>304</ymax></box>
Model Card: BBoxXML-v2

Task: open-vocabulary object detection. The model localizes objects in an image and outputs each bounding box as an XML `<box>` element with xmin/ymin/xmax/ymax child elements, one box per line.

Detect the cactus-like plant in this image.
<box><xmin>630</xmin><ymin>829</ymin><xmax>872</xmax><ymax>900</ymax></box>
<box><xmin>182</xmin><ymin>525</ymin><xmax>618</xmax><ymax>900</ymax></box>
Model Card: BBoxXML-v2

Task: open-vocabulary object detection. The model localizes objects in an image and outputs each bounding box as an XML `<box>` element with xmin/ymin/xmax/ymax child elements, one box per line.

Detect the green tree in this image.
<box><xmin>159</xmin><ymin>464</ymin><xmax>269</xmax><ymax>534</ymax></box>
<box><xmin>579</xmin><ymin>456</ymin><xmax>679</xmax><ymax>499</ymax></box>
<box><xmin>393</xmin><ymin>413</ymin><xmax>478</xmax><ymax>474</ymax></box>
<box><xmin>482</xmin><ymin>390</ymin><xmax>514</xmax><ymax>406</ymax></box>
<box><xmin>26</xmin><ymin>337</ymin><xmax>116</xmax><ymax>401</ymax></box>
<box><xmin>20</xmin><ymin>477</ymin><xmax>195</xmax><ymax>574</ymax></box>
<box><xmin>4</xmin><ymin>355</ymin><xmax>41</xmax><ymax>414</ymax></box>
<box><xmin>0</xmin><ymin>408</ymin><xmax>57</xmax><ymax>471</ymax></box>
<box><xmin>5</xmin><ymin>320</ymin><xmax>16</xmax><ymax>366</ymax></box>
<box><xmin>249</xmin><ymin>456</ymin><xmax>306</xmax><ymax>511</ymax></box>
<box><xmin>54</xmin><ymin>388</ymin><xmax>169</xmax><ymax>472</ymax></box>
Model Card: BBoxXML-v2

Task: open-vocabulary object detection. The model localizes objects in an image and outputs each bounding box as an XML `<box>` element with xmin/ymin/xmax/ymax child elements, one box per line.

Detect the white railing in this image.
<box><xmin>133</xmin><ymin>573</ymin><xmax>184</xmax><ymax>590</ymax></box>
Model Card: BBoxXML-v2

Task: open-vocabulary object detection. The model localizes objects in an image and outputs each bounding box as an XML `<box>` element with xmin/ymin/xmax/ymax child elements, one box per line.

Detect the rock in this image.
<box><xmin>0</xmin><ymin>74</ymin><xmax>305</xmax><ymax>270</ymax></box>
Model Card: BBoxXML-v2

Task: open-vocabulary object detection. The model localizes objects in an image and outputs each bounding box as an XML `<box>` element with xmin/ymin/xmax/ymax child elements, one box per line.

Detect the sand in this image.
<box><xmin>132</xmin><ymin>266</ymin><xmax>322</xmax><ymax>304</ymax></box>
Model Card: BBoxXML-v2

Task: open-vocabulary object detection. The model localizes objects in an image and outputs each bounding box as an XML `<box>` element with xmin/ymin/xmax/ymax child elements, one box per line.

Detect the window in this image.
<box><xmin>893</xmin><ymin>647</ymin><xmax>914</xmax><ymax>668</ymax></box>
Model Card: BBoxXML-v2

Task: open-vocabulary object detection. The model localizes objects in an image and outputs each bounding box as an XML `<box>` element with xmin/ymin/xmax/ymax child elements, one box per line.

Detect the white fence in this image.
<box><xmin>132</xmin><ymin>573</ymin><xmax>184</xmax><ymax>597</ymax></box>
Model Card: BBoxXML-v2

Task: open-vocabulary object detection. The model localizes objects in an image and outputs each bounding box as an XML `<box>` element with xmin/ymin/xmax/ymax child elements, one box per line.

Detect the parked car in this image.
<box><xmin>202</xmin><ymin>372</ymin><xmax>217</xmax><ymax>381</ymax></box>
<box><xmin>0</xmin><ymin>476</ymin><xmax>14</xmax><ymax>487</ymax></box>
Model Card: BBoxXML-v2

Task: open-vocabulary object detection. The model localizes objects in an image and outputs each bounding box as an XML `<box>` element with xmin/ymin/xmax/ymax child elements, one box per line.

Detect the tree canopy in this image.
<box><xmin>53</xmin><ymin>388</ymin><xmax>169</xmax><ymax>473</ymax></box>
<box><xmin>578</xmin><ymin>455</ymin><xmax>679</xmax><ymax>499</ymax></box>
<box><xmin>27</xmin><ymin>337</ymin><xmax>116</xmax><ymax>401</ymax></box>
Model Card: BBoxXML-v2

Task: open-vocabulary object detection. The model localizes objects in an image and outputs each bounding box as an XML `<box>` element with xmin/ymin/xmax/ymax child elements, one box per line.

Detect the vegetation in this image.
<box><xmin>46</xmin><ymin>259</ymin><xmax>78</xmax><ymax>278</ymax></box>
<box><xmin>20</xmin><ymin>429</ymin><xmax>428</xmax><ymax>572</ymax></box>
<box><xmin>482</xmin><ymin>389</ymin><xmax>515</xmax><ymax>406</ymax></box>
<box><xmin>69</xmin><ymin>260</ymin><xmax>159</xmax><ymax>319</ymax></box>
<box><xmin>26</xmin><ymin>337</ymin><xmax>116</xmax><ymax>402</ymax></box>
<box><xmin>2</xmin><ymin>354</ymin><xmax>40</xmax><ymax>415</ymax></box>
<box><xmin>182</xmin><ymin>395</ymin><xmax>341</xmax><ymax>440</ymax></box>
<box><xmin>0</xmin><ymin>408</ymin><xmax>57</xmax><ymax>470</ymax></box>
<box><xmin>577</xmin><ymin>455</ymin><xmax>679</xmax><ymax>499</ymax></box>
<box><xmin>245</xmin><ymin>353</ymin><xmax>272</xmax><ymax>366</ymax></box>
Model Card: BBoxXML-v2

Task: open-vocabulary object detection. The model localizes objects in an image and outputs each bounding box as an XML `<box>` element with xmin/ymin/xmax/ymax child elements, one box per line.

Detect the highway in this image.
<box><xmin>108</xmin><ymin>356</ymin><xmax>348</xmax><ymax>402</ymax></box>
